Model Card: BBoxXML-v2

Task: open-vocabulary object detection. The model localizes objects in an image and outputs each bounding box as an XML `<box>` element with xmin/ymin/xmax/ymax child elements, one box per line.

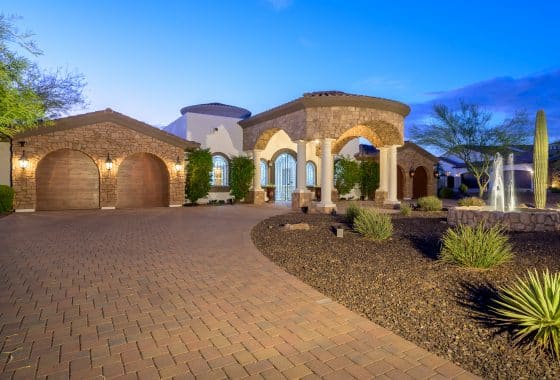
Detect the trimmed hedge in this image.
<box><xmin>0</xmin><ymin>185</ymin><xmax>14</xmax><ymax>212</ymax></box>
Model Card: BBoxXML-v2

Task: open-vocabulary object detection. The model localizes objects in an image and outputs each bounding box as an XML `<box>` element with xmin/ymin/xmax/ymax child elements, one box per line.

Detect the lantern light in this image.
<box><xmin>174</xmin><ymin>156</ymin><xmax>183</xmax><ymax>172</ymax></box>
<box><xmin>105</xmin><ymin>154</ymin><xmax>113</xmax><ymax>170</ymax></box>
<box><xmin>409</xmin><ymin>167</ymin><xmax>415</xmax><ymax>178</ymax></box>
<box><xmin>18</xmin><ymin>141</ymin><xmax>29</xmax><ymax>169</ymax></box>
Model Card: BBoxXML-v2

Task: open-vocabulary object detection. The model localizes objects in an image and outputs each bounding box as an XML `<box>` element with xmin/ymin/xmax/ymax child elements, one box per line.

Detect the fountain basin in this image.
<box><xmin>448</xmin><ymin>206</ymin><xmax>560</xmax><ymax>232</ymax></box>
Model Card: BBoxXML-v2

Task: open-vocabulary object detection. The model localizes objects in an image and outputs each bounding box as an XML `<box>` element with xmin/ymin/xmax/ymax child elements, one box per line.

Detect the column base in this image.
<box><xmin>247</xmin><ymin>190</ymin><xmax>265</xmax><ymax>205</ymax></box>
<box><xmin>291</xmin><ymin>190</ymin><xmax>312</xmax><ymax>211</ymax></box>
<box><xmin>315</xmin><ymin>202</ymin><xmax>337</xmax><ymax>214</ymax></box>
<box><xmin>374</xmin><ymin>189</ymin><xmax>387</xmax><ymax>207</ymax></box>
<box><xmin>383</xmin><ymin>199</ymin><xmax>401</xmax><ymax>209</ymax></box>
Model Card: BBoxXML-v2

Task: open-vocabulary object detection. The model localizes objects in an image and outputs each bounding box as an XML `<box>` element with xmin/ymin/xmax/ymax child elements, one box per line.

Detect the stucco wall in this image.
<box><xmin>185</xmin><ymin>113</ymin><xmax>243</xmax><ymax>157</ymax></box>
<box><xmin>0</xmin><ymin>141</ymin><xmax>10</xmax><ymax>186</ymax></box>
<box><xmin>12</xmin><ymin>122</ymin><xmax>185</xmax><ymax>210</ymax></box>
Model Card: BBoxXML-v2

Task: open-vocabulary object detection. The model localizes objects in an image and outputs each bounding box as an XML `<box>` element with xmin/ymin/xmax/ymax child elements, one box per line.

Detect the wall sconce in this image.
<box><xmin>18</xmin><ymin>141</ymin><xmax>29</xmax><ymax>169</ymax></box>
<box><xmin>433</xmin><ymin>168</ymin><xmax>440</xmax><ymax>178</ymax></box>
<box><xmin>409</xmin><ymin>167</ymin><xmax>415</xmax><ymax>178</ymax></box>
<box><xmin>105</xmin><ymin>153</ymin><xmax>113</xmax><ymax>170</ymax></box>
<box><xmin>174</xmin><ymin>156</ymin><xmax>183</xmax><ymax>172</ymax></box>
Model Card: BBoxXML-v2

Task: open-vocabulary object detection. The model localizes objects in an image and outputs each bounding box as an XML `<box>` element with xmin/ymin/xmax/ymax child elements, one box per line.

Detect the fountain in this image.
<box><xmin>448</xmin><ymin>152</ymin><xmax>560</xmax><ymax>232</ymax></box>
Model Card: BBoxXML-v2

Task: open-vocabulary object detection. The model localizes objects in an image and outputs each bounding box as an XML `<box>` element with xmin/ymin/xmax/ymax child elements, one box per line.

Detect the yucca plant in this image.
<box><xmin>417</xmin><ymin>196</ymin><xmax>442</xmax><ymax>211</ymax></box>
<box><xmin>400</xmin><ymin>203</ymin><xmax>412</xmax><ymax>216</ymax></box>
<box><xmin>439</xmin><ymin>223</ymin><xmax>513</xmax><ymax>269</ymax></box>
<box><xmin>491</xmin><ymin>269</ymin><xmax>560</xmax><ymax>359</ymax></box>
<box><xmin>457</xmin><ymin>197</ymin><xmax>486</xmax><ymax>207</ymax></box>
<box><xmin>354</xmin><ymin>208</ymin><xmax>393</xmax><ymax>241</ymax></box>
<box><xmin>346</xmin><ymin>202</ymin><xmax>361</xmax><ymax>224</ymax></box>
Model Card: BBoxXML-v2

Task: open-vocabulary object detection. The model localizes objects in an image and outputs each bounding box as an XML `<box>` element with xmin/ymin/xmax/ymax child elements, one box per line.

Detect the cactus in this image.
<box><xmin>533</xmin><ymin>110</ymin><xmax>548</xmax><ymax>209</ymax></box>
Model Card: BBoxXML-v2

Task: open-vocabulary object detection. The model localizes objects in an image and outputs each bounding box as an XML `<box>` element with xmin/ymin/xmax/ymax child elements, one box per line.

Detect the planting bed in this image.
<box><xmin>252</xmin><ymin>211</ymin><xmax>560</xmax><ymax>379</ymax></box>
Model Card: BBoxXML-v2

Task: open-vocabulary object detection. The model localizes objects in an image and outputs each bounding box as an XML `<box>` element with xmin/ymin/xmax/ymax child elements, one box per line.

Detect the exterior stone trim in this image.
<box><xmin>448</xmin><ymin>207</ymin><xmax>560</xmax><ymax>232</ymax></box>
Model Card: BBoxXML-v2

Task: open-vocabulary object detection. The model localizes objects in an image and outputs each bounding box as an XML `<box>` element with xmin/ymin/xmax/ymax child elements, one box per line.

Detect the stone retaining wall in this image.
<box><xmin>447</xmin><ymin>206</ymin><xmax>560</xmax><ymax>232</ymax></box>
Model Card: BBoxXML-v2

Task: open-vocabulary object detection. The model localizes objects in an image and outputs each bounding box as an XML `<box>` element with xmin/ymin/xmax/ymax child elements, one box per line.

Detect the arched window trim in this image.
<box><xmin>306</xmin><ymin>161</ymin><xmax>317</xmax><ymax>187</ymax></box>
<box><xmin>211</xmin><ymin>154</ymin><xmax>229</xmax><ymax>187</ymax></box>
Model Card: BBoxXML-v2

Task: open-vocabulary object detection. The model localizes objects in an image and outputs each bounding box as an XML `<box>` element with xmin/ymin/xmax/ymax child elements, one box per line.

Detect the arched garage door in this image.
<box><xmin>413</xmin><ymin>166</ymin><xmax>428</xmax><ymax>198</ymax></box>
<box><xmin>36</xmin><ymin>149</ymin><xmax>100</xmax><ymax>210</ymax></box>
<box><xmin>117</xmin><ymin>153</ymin><xmax>169</xmax><ymax>208</ymax></box>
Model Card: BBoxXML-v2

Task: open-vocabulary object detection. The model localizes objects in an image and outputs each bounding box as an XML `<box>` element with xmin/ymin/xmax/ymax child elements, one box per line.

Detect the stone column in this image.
<box><xmin>249</xmin><ymin>149</ymin><xmax>265</xmax><ymax>204</ymax></box>
<box><xmin>317</xmin><ymin>138</ymin><xmax>336</xmax><ymax>213</ymax></box>
<box><xmin>385</xmin><ymin>145</ymin><xmax>400</xmax><ymax>206</ymax></box>
<box><xmin>375</xmin><ymin>146</ymin><xmax>389</xmax><ymax>204</ymax></box>
<box><xmin>292</xmin><ymin>140</ymin><xmax>312</xmax><ymax>210</ymax></box>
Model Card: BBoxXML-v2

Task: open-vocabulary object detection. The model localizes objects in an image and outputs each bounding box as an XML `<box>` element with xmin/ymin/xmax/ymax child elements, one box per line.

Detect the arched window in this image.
<box><xmin>306</xmin><ymin>161</ymin><xmax>316</xmax><ymax>186</ymax></box>
<box><xmin>211</xmin><ymin>155</ymin><xmax>229</xmax><ymax>186</ymax></box>
<box><xmin>260</xmin><ymin>159</ymin><xmax>268</xmax><ymax>186</ymax></box>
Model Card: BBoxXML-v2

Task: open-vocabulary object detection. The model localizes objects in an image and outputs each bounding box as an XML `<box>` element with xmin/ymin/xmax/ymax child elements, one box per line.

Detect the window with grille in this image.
<box><xmin>306</xmin><ymin>161</ymin><xmax>316</xmax><ymax>186</ymax></box>
<box><xmin>211</xmin><ymin>155</ymin><xmax>229</xmax><ymax>186</ymax></box>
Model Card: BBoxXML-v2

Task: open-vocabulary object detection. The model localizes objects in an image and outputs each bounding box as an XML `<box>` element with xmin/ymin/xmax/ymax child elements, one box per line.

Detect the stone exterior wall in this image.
<box><xmin>12</xmin><ymin>122</ymin><xmax>185</xmax><ymax>210</ymax></box>
<box><xmin>448</xmin><ymin>207</ymin><xmax>560</xmax><ymax>232</ymax></box>
<box><xmin>243</xmin><ymin>109</ymin><xmax>306</xmax><ymax>151</ymax></box>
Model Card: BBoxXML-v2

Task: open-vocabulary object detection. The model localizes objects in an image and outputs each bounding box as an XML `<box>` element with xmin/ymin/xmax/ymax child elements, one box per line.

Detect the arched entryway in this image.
<box><xmin>36</xmin><ymin>149</ymin><xmax>100</xmax><ymax>211</ymax></box>
<box><xmin>117</xmin><ymin>153</ymin><xmax>169</xmax><ymax>208</ymax></box>
<box><xmin>273</xmin><ymin>151</ymin><xmax>296</xmax><ymax>201</ymax></box>
<box><xmin>397</xmin><ymin>165</ymin><xmax>405</xmax><ymax>200</ymax></box>
<box><xmin>413</xmin><ymin>166</ymin><xmax>428</xmax><ymax>198</ymax></box>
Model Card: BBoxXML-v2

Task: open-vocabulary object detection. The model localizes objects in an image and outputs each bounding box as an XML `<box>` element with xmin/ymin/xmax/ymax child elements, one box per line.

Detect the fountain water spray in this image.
<box><xmin>489</xmin><ymin>153</ymin><xmax>517</xmax><ymax>212</ymax></box>
<box><xmin>505</xmin><ymin>153</ymin><xmax>517</xmax><ymax>211</ymax></box>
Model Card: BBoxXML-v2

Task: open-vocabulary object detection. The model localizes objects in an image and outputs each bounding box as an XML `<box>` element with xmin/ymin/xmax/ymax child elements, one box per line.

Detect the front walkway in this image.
<box><xmin>0</xmin><ymin>206</ymin><xmax>477</xmax><ymax>379</ymax></box>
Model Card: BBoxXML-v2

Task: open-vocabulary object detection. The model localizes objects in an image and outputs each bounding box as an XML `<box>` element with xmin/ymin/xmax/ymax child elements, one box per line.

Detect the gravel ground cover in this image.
<box><xmin>252</xmin><ymin>211</ymin><xmax>560</xmax><ymax>379</ymax></box>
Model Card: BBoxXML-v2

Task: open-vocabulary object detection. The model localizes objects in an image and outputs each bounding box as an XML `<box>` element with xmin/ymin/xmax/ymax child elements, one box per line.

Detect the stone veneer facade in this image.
<box><xmin>12</xmin><ymin>110</ymin><xmax>197</xmax><ymax>210</ymax></box>
<box><xmin>448</xmin><ymin>207</ymin><xmax>560</xmax><ymax>232</ymax></box>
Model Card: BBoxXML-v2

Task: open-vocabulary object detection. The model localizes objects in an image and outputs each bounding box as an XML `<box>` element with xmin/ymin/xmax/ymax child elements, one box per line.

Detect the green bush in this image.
<box><xmin>359</xmin><ymin>161</ymin><xmax>379</xmax><ymax>199</ymax></box>
<box><xmin>354</xmin><ymin>209</ymin><xmax>393</xmax><ymax>241</ymax></box>
<box><xmin>439</xmin><ymin>223</ymin><xmax>513</xmax><ymax>269</ymax></box>
<box><xmin>457</xmin><ymin>197</ymin><xmax>486</xmax><ymax>207</ymax></box>
<box><xmin>491</xmin><ymin>269</ymin><xmax>560</xmax><ymax>359</ymax></box>
<box><xmin>346</xmin><ymin>202</ymin><xmax>361</xmax><ymax>224</ymax></box>
<box><xmin>0</xmin><ymin>185</ymin><xmax>14</xmax><ymax>212</ymax></box>
<box><xmin>334</xmin><ymin>156</ymin><xmax>360</xmax><ymax>196</ymax></box>
<box><xmin>229</xmin><ymin>156</ymin><xmax>254</xmax><ymax>202</ymax></box>
<box><xmin>439</xmin><ymin>187</ymin><xmax>454</xmax><ymax>199</ymax></box>
<box><xmin>186</xmin><ymin>149</ymin><xmax>213</xmax><ymax>204</ymax></box>
<box><xmin>459</xmin><ymin>183</ymin><xmax>469</xmax><ymax>194</ymax></box>
<box><xmin>400</xmin><ymin>204</ymin><xmax>412</xmax><ymax>216</ymax></box>
<box><xmin>417</xmin><ymin>196</ymin><xmax>442</xmax><ymax>211</ymax></box>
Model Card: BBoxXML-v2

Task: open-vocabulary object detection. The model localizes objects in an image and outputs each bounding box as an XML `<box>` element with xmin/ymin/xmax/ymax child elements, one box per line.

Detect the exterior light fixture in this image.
<box><xmin>409</xmin><ymin>167</ymin><xmax>415</xmax><ymax>178</ymax></box>
<box><xmin>174</xmin><ymin>156</ymin><xmax>183</xmax><ymax>172</ymax></box>
<box><xmin>18</xmin><ymin>141</ymin><xmax>29</xmax><ymax>169</ymax></box>
<box><xmin>433</xmin><ymin>168</ymin><xmax>440</xmax><ymax>178</ymax></box>
<box><xmin>105</xmin><ymin>154</ymin><xmax>113</xmax><ymax>170</ymax></box>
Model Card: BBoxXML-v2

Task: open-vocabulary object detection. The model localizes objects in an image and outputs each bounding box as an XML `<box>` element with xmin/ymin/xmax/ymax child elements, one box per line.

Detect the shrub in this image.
<box><xmin>490</xmin><ymin>269</ymin><xmax>560</xmax><ymax>359</ymax></box>
<box><xmin>346</xmin><ymin>202</ymin><xmax>361</xmax><ymax>224</ymax></box>
<box><xmin>359</xmin><ymin>161</ymin><xmax>379</xmax><ymax>199</ymax></box>
<box><xmin>334</xmin><ymin>156</ymin><xmax>360</xmax><ymax>196</ymax></box>
<box><xmin>0</xmin><ymin>185</ymin><xmax>14</xmax><ymax>212</ymax></box>
<box><xmin>186</xmin><ymin>149</ymin><xmax>213</xmax><ymax>204</ymax></box>
<box><xmin>354</xmin><ymin>209</ymin><xmax>393</xmax><ymax>241</ymax></box>
<box><xmin>229</xmin><ymin>156</ymin><xmax>254</xmax><ymax>202</ymax></box>
<box><xmin>417</xmin><ymin>196</ymin><xmax>442</xmax><ymax>211</ymax></box>
<box><xmin>439</xmin><ymin>223</ymin><xmax>513</xmax><ymax>269</ymax></box>
<box><xmin>400</xmin><ymin>204</ymin><xmax>412</xmax><ymax>216</ymax></box>
<box><xmin>457</xmin><ymin>197</ymin><xmax>486</xmax><ymax>207</ymax></box>
<box><xmin>459</xmin><ymin>183</ymin><xmax>469</xmax><ymax>194</ymax></box>
<box><xmin>439</xmin><ymin>187</ymin><xmax>454</xmax><ymax>199</ymax></box>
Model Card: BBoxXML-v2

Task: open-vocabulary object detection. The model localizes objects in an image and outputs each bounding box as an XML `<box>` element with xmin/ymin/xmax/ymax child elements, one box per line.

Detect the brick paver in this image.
<box><xmin>0</xmin><ymin>206</ymin><xmax>479</xmax><ymax>379</ymax></box>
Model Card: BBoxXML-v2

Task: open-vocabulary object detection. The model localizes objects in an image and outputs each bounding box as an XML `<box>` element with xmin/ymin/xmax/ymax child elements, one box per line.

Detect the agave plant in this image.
<box><xmin>491</xmin><ymin>269</ymin><xmax>560</xmax><ymax>359</ymax></box>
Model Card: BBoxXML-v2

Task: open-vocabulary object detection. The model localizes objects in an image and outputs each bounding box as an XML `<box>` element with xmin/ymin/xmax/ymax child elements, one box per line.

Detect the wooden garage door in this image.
<box><xmin>117</xmin><ymin>153</ymin><xmax>169</xmax><ymax>208</ymax></box>
<box><xmin>413</xmin><ymin>166</ymin><xmax>428</xmax><ymax>198</ymax></box>
<box><xmin>36</xmin><ymin>149</ymin><xmax>100</xmax><ymax>210</ymax></box>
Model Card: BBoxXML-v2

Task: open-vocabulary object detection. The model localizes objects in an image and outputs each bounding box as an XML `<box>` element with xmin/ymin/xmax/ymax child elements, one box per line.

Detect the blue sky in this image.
<box><xmin>4</xmin><ymin>0</ymin><xmax>560</xmax><ymax>140</ymax></box>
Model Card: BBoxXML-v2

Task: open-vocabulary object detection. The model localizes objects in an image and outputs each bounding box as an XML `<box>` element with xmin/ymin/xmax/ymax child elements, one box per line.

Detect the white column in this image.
<box><xmin>296</xmin><ymin>140</ymin><xmax>307</xmax><ymax>192</ymax></box>
<box><xmin>318</xmin><ymin>138</ymin><xmax>336</xmax><ymax>209</ymax></box>
<box><xmin>378</xmin><ymin>147</ymin><xmax>388</xmax><ymax>192</ymax></box>
<box><xmin>385</xmin><ymin>145</ymin><xmax>400</xmax><ymax>204</ymax></box>
<box><xmin>253</xmin><ymin>149</ymin><xmax>262</xmax><ymax>191</ymax></box>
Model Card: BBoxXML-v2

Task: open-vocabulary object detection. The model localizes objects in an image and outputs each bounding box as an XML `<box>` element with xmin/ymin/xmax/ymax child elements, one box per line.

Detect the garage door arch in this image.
<box><xmin>117</xmin><ymin>153</ymin><xmax>170</xmax><ymax>208</ymax></box>
<box><xmin>36</xmin><ymin>149</ymin><xmax>100</xmax><ymax>211</ymax></box>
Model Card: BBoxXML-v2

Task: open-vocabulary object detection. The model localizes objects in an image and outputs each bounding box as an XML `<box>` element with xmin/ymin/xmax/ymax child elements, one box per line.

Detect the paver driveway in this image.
<box><xmin>0</xmin><ymin>206</ymin><xmax>478</xmax><ymax>379</ymax></box>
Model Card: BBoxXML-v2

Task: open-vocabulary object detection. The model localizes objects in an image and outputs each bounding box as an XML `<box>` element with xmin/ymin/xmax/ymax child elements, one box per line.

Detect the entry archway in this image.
<box><xmin>36</xmin><ymin>149</ymin><xmax>100</xmax><ymax>211</ymax></box>
<box><xmin>413</xmin><ymin>166</ymin><xmax>428</xmax><ymax>198</ymax></box>
<box><xmin>273</xmin><ymin>151</ymin><xmax>296</xmax><ymax>201</ymax></box>
<box><xmin>117</xmin><ymin>153</ymin><xmax>169</xmax><ymax>208</ymax></box>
